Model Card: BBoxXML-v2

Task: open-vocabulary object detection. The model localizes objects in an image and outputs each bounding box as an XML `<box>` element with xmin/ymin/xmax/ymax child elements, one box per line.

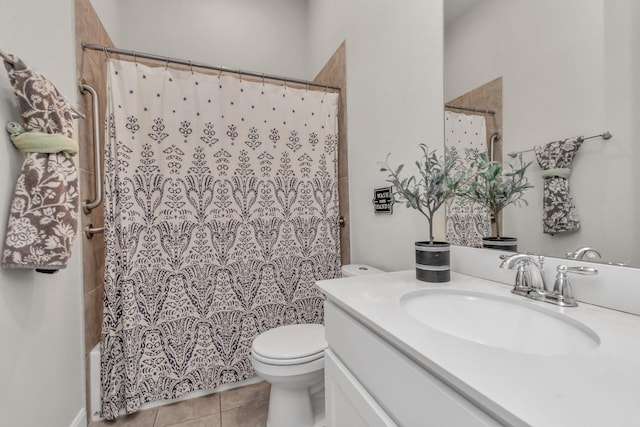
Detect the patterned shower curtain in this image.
<box><xmin>445</xmin><ymin>111</ymin><xmax>491</xmax><ymax>247</ymax></box>
<box><xmin>101</xmin><ymin>59</ymin><xmax>340</xmax><ymax>419</ymax></box>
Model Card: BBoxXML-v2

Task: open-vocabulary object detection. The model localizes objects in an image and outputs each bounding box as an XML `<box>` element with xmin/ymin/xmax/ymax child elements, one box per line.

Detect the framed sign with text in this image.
<box><xmin>372</xmin><ymin>186</ymin><xmax>394</xmax><ymax>214</ymax></box>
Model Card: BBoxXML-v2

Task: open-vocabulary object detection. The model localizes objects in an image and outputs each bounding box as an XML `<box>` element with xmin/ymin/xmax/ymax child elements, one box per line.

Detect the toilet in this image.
<box><xmin>250</xmin><ymin>264</ymin><xmax>384</xmax><ymax>427</ymax></box>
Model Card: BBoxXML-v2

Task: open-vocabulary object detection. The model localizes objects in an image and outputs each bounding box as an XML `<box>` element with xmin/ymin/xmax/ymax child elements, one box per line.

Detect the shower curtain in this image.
<box><xmin>101</xmin><ymin>59</ymin><xmax>340</xmax><ymax>418</ymax></box>
<box><xmin>445</xmin><ymin>111</ymin><xmax>491</xmax><ymax>247</ymax></box>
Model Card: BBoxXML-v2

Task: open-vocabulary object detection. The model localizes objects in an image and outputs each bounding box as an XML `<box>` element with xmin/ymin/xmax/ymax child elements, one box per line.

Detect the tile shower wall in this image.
<box><xmin>74</xmin><ymin>0</ymin><xmax>114</xmax><ymax>421</ymax></box>
<box><xmin>314</xmin><ymin>42</ymin><xmax>350</xmax><ymax>265</ymax></box>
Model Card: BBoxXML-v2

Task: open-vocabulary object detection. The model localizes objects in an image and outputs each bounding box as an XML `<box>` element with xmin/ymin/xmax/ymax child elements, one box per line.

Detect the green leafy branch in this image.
<box><xmin>459</xmin><ymin>152</ymin><xmax>533</xmax><ymax>238</ymax></box>
<box><xmin>379</xmin><ymin>144</ymin><xmax>469</xmax><ymax>243</ymax></box>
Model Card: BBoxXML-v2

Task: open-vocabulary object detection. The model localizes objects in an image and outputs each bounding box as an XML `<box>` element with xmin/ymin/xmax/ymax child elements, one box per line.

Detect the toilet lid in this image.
<box><xmin>252</xmin><ymin>324</ymin><xmax>327</xmax><ymax>364</ymax></box>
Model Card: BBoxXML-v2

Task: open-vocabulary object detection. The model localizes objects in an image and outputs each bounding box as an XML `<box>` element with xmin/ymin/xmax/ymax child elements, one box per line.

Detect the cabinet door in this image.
<box><xmin>325</xmin><ymin>349</ymin><xmax>397</xmax><ymax>427</ymax></box>
<box><xmin>325</xmin><ymin>302</ymin><xmax>503</xmax><ymax>426</ymax></box>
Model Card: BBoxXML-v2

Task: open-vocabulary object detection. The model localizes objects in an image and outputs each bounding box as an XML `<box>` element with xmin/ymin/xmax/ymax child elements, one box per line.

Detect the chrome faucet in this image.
<box><xmin>566</xmin><ymin>246</ymin><xmax>601</xmax><ymax>260</ymax></box>
<box><xmin>499</xmin><ymin>254</ymin><xmax>598</xmax><ymax>307</ymax></box>
<box><xmin>499</xmin><ymin>254</ymin><xmax>547</xmax><ymax>300</ymax></box>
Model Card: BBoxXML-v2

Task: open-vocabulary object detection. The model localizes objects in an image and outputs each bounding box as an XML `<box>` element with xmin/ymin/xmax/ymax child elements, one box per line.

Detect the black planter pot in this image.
<box><xmin>482</xmin><ymin>237</ymin><xmax>517</xmax><ymax>252</ymax></box>
<box><xmin>415</xmin><ymin>241</ymin><xmax>450</xmax><ymax>283</ymax></box>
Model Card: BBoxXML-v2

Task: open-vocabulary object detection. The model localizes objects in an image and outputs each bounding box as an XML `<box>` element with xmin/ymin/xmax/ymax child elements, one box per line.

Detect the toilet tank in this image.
<box><xmin>341</xmin><ymin>264</ymin><xmax>385</xmax><ymax>277</ymax></box>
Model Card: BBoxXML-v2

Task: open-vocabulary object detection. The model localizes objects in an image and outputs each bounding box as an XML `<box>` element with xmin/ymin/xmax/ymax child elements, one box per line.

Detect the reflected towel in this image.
<box><xmin>534</xmin><ymin>138</ymin><xmax>583</xmax><ymax>234</ymax></box>
<box><xmin>2</xmin><ymin>54</ymin><xmax>79</xmax><ymax>272</ymax></box>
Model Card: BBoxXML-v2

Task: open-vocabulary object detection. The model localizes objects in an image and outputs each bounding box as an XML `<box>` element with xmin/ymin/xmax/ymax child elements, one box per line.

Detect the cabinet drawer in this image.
<box><xmin>325</xmin><ymin>349</ymin><xmax>397</xmax><ymax>427</ymax></box>
<box><xmin>325</xmin><ymin>301</ymin><xmax>501</xmax><ymax>427</ymax></box>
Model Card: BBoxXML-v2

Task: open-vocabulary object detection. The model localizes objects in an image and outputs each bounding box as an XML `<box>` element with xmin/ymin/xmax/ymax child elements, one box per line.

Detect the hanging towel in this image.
<box><xmin>534</xmin><ymin>138</ymin><xmax>583</xmax><ymax>234</ymax></box>
<box><xmin>8</xmin><ymin>122</ymin><xmax>78</xmax><ymax>155</ymax></box>
<box><xmin>1</xmin><ymin>54</ymin><xmax>79</xmax><ymax>273</ymax></box>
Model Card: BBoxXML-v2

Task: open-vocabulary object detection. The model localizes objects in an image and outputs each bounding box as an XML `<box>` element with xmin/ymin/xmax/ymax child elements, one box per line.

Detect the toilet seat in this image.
<box><xmin>252</xmin><ymin>324</ymin><xmax>327</xmax><ymax>366</ymax></box>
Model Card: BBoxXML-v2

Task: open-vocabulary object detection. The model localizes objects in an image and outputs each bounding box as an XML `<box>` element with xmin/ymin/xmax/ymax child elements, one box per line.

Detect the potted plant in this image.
<box><xmin>380</xmin><ymin>144</ymin><xmax>468</xmax><ymax>282</ymax></box>
<box><xmin>459</xmin><ymin>152</ymin><xmax>533</xmax><ymax>251</ymax></box>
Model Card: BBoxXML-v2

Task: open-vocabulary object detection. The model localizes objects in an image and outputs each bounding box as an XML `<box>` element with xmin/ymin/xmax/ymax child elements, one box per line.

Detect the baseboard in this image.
<box><xmin>69</xmin><ymin>408</ymin><xmax>87</xmax><ymax>427</ymax></box>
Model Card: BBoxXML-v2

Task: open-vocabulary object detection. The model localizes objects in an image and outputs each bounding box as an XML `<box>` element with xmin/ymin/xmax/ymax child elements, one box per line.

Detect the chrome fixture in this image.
<box><xmin>80</xmin><ymin>81</ymin><xmax>102</xmax><ymax>214</ymax></box>
<box><xmin>82</xmin><ymin>42</ymin><xmax>341</xmax><ymax>91</ymax></box>
<box><xmin>499</xmin><ymin>254</ymin><xmax>598</xmax><ymax>307</ymax></box>
<box><xmin>566</xmin><ymin>246</ymin><xmax>602</xmax><ymax>260</ymax></box>
<box><xmin>546</xmin><ymin>265</ymin><xmax>598</xmax><ymax>307</ymax></box>
<box><xmin>499</xmin><ymin>254</ymin><xmax>547</xmax><ymax>301</ymax></box>
<box><xmin>507</xmin><ymin>131</ymin><xmax>612</xmax><ymax>158</ymax></box>
<box><xmin>84</xmin><ymin>224</ymin><xmax>104</xmax><ymax>239</ymax></box>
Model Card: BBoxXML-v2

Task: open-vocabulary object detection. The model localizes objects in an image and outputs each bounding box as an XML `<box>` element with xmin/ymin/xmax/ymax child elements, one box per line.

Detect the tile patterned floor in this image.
<box><xmin>89</xmin><ymin>381</ymin><xmax>270</xmax><ymax>427</ymax></box>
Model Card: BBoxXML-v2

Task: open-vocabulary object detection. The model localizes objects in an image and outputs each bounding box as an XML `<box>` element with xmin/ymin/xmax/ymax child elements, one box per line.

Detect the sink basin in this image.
<box><xmin>400</xmin><ymin>289</ymin><xmax>600</xmax><ymax>355</ymax></box>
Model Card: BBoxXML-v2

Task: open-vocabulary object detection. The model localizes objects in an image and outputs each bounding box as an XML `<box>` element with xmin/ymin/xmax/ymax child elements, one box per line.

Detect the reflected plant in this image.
<box><xmin>458</xmin><ymin>152</ymin><xmax>534</xmax><ymax>238</ymax></box>
<box><xmin>379</xmin><ymin>144</ymin><xmax>469</xmax><ymax>244</ymax></box>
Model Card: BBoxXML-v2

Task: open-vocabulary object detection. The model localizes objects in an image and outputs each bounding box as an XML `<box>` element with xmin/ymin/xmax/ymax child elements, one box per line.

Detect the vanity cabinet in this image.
<box><xmin>324</xmin><ymin>301</ymin><xmax>501</xmax><ymax>427</ymax></box>
<box><xmin>325</xmin><ymin>349</ymin><xmax>397</xmax><ymax>427</ymax></box>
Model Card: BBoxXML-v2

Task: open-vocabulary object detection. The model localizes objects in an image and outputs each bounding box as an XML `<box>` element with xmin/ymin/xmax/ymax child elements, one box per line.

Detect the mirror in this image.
<box><xmin>444</xmin><ymin>0</ymin><xmax>640</xmax><ymax>267</ymax></box>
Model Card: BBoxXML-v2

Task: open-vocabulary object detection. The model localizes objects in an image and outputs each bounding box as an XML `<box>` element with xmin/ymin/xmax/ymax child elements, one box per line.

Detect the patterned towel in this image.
<box><xmin>2</xmin><ymin>54</ymin><xmax>79</xmax><ymax>272</ymax></box>
<box><xmin>534</xmin><ymin>138</ymin><xmax>583</xmax><ymax>234</ymax></box>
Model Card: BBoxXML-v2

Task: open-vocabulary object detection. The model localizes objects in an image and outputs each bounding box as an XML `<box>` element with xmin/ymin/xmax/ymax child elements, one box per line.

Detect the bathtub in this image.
<box><xmin>89</xmin><ymin>344</ymin><xmax>262</xmax><ymax>421</ymax></box>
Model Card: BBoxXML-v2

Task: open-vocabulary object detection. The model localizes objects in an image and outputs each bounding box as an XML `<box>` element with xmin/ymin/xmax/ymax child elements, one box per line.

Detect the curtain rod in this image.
<box><xmin>507</xmin><ymin>131</ymin><xmax>613</xmax><ymax>157</ymax></box>
<box><xmin>82</xmin><ymin>42</ymin><xmax>341</xmax><ymax>91</ymax></box>
<box><xmin>445</xmin><ymin>104</ymin><xmax>496</xmax><ymax>115</ymax></box>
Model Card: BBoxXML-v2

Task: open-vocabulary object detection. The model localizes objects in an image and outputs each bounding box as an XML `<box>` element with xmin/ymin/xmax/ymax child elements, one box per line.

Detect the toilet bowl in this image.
<box><xmin>251</xmin><ymin>324</ymin><xmax>327</xmax><ymax>427</ymax></box>
<box><xmin>251</xmin><ymin>264</ymin><xmax>384</xmax><ymax>427</ymax></box>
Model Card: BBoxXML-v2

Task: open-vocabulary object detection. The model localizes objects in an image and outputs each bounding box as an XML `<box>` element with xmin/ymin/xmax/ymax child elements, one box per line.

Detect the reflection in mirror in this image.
<box><xmin>444</xmin><ymin>0</ymin><xmax>640</xmax><ymax>267</ymax></box>
<box><xmin>445</xmin><ymin>78</ymin><xmax>502</xmax><ymax>247</ymax></box>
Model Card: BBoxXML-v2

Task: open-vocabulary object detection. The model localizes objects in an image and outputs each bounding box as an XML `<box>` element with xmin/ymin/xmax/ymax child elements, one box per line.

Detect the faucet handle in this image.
<box><xmin>565</xmin><ymin>265</ymin><xmax>598</xmax><ymax>275</ymax></box>
<box><xmin>547</xmin><ymin>265</ymin><xmax>597</xmax><ymax>307</ymax></box>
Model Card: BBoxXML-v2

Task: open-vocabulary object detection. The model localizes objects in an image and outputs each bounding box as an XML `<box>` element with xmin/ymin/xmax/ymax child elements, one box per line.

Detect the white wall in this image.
<box><xmin>308</xmin><ymin>0</ymin><xmax>444</xmax><ymax>271</ymax></box>
<box><xmin>0</xmin><ymin>2</ymin><xmax>86</xmax><ymax>427</ymax></box>
<box><xmin>90</xmin><ymin>0</ymin><xmax>311</xmax><ymax>79</ymax></box>
<box><xmin>445</xmin><ymin>0</ymin><xmax>639</xmax><ymax>265</ymax></box>
<box><xmin>90</xmin><ymin>0</ymin><xmax>445</xmax><ymax>272</ymax></box>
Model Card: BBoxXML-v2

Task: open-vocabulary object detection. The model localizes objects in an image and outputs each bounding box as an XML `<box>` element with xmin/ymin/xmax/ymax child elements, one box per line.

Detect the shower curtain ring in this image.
<box><xmin>262</xmin><ymin>73</ymin><xmax>265</xmax><ymax>87</ymax></box>
<box><xmin>102</xmin><ymin>46</ymin><xmax>110</xmax><ymax>59</ymax></box>
<box><xmin>283</xmin><ymin>78</ymin><xmax>287</xmax><ymax>90</ymax></box>
<box><xmin>165</xmin><ymin>57</ymin><xmax>169</xmax><ymax>70</ymax></box>
<box><xmin>321</xmin><ymin>83</ymin><xmax>329</xmax><ymax>100</ymax></box>
<box><xmin>218</xmin><ymin>66</ymin><xmax>223</xmax><ymax>78</ymax></box>
<box><xmin>189</xmin><ymin>60</ymin><xmax>193</xmax><ymax>74</ymax></box>
<box><xmin>133</xmin><ymin>51</ymin><xmax>137</xmax><ymax>66</ymax></box>
<box><xmin>238</xmin><ymin>69</ymin><xmax>242</xmax><ymax>82</ymax></box>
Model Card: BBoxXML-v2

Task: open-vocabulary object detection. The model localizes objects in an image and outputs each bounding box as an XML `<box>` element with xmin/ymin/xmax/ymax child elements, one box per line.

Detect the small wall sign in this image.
<box><xmin>373</xmin><ymin>186</ymin><xmax>394</xmax><ymax>214</ymax></box>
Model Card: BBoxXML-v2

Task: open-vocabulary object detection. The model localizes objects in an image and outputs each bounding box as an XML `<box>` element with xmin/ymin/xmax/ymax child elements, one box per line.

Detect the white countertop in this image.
<box><xmin>317</xmin><ymin>270</ymin><xmax>640</xmax><ymax>427</ymax></box>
